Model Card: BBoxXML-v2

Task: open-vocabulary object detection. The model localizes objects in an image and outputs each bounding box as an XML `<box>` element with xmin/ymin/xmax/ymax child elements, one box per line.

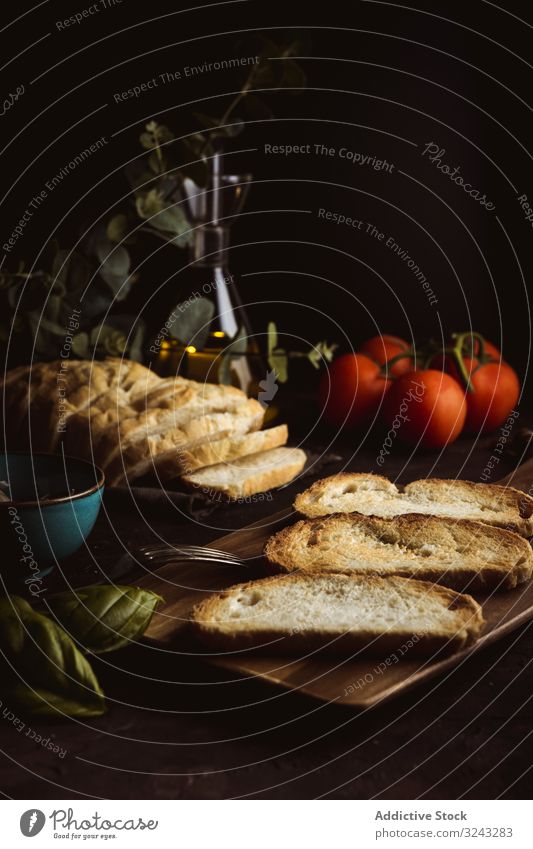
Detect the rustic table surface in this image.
<box><xmin>1</xmin><ymin>430</ymin><xmax>531</xmax><ymax>800</ymax></box>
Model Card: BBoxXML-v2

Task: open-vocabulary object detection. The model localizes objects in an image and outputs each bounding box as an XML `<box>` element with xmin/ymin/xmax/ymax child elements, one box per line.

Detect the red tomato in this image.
<box><xmin>431</xmin><ymin>339</ymin><xmax>501</xmax><ymax>371</ymax></box>
<box><xmin>473</xmin><ymin>338</ymin><xmax>501</xmax><ymax>362</ymax></box>
<box><xmin>431</xmin><ymin>354</ymin><xmax>479</xmax><ymax>384</ymax></box>
<box><xmin>382</xmin><ymin>369</ymin><xmax>466</xmax><ymax>448</ymax></box>
<box><xmin>360</xmin><ymin>334</ymin><xmax>413</xmax><ymax>377</ymax></box>
<box><xmin>463</xmin><ymin>360</ymin><xmax>520</xmax><ymax>433</ymax></box>
<box><xmin>429</xmin><ymin>352</ymin><xmax>457</xmax><ymax>373</ymax></box>
<box><xmin>319</xmin><ymin>353</ymin><xmax>390</xmax><ymax>429</ymax></box>
<box><xmin>432</xmin><ymin>352</ymin><xmax>519</xmax><ymax>433</ymax></box>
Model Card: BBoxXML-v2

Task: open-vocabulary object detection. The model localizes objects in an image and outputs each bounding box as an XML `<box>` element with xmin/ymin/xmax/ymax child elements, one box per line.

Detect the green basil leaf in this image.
<box><xmin>0</xmin><ymin>597</ymin><xmax>105</xmax><ymax>718</ymax></box>
<box><xmin>44</xmin><ymin>586</ymin><xmax>163</xmax><ymax>655</ymax></box>
<box><xmin>7</xmin><ymin>684</ymin><xmax>103</xmax><ymax>719</ymax></box>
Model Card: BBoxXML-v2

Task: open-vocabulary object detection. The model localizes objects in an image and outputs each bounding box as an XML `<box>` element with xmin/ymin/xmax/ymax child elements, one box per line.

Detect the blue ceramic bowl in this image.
<box><xmin>0</xmin><ymin>453</ymin><xmax>105</xmax><ymax>589</ymax></box>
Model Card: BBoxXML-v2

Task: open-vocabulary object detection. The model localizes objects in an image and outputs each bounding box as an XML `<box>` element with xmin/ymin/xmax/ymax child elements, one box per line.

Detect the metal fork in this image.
<box><xmin>135</xmin><ymin>543</ymin><xmax>246</xmax><ymax>568</ymax></box>
<box><xmin>110</xmin><ymin>542</ymin><xmax>247</xmax><ymax>581</ymax></box>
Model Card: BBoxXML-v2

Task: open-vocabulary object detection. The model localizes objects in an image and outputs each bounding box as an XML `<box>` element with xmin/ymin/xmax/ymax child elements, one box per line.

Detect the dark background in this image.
<box><xmin>1</xmin><ymin>0</ymin><xmax>531</xmax><ymax>395</ymax></box>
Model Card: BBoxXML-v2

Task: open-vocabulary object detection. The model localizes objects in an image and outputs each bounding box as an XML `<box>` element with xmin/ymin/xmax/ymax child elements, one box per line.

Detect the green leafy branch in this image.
<box><xmin>0</xmin><ymin>38</ymin><xmax>307</xmax><ymax>367</ymax></box>
<box><xmin>266</xmin><ymin>322</ymin><xmax>337</xmax><ymax>384</ymax></box>
<box><xmin>0</xmin><ymin>236</ymin><xmax>146</xmax><ymax>361</ymax></box>
<box><xmin>106</xmin><ymin>38</ymin><xmax>307</xmax><ymax>250</ymax></box>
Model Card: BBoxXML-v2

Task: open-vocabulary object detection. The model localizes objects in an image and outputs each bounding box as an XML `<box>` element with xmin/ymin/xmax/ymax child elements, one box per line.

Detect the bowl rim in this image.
<box><xmin>0</xmin><ymin>451</ymin><xmax>105</xmax><ymax>508</ymax></box>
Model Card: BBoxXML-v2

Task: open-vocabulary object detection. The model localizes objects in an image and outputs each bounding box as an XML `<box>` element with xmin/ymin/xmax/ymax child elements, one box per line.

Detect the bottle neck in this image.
<box><xmin>190</xmin><ymin>224</ymin><xmax>229</xmax><ymax>267</ymax></box>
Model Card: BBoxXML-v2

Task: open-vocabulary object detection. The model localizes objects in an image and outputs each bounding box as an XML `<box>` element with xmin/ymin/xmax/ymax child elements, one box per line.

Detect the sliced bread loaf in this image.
<box><xmin>101</xmin><ymin>400</ymin><xmax>267</xmax><ymax>485</ymax></box>
<box><xmin>65</xmin><ymin>389</ymin><xmax>263</xmax><ymax>473</ymax></box>
<box><xmin>108</xmin><ymin>421</ymin><xmax>287</xmax><ymax>486</ymax></box>
<box><xmin>265</xmin><ymin>513</ymin><xmax>533</xmax><ymax>591</ymax></box>
<box><xmin>294</xmin><ymin>473</ymin><xmax>533</xmax><ymax>536</ymax></box>
<box><xmin>181</xmin><ymin>446</ymin><xmax>307</xmax><ymax>498</ymax></box>
<box><xmin>157</xmin><ymin>424</ymin><xmax>289</xmax><ymax>479</ymax></box>
<box><xmin>191</xmin><ymin>572</ymin><xmax>485</xmax><ymax>654</ymax></box>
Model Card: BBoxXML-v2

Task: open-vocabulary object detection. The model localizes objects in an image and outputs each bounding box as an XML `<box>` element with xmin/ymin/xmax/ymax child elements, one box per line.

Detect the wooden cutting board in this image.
<box><xmin>139</xmin><ymin>459</ymin><xmax>533</xmax><ymax>708</ymax></box>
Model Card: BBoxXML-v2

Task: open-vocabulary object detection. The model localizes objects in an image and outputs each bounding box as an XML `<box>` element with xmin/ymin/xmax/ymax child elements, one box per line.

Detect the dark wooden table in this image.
<box><xmin>1</xmin><ymin>430</ymin><xmax>532</xmax><ymax>799</ymax></box>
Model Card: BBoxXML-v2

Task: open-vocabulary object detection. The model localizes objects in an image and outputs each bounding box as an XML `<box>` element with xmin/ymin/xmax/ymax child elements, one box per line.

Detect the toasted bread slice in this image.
<box><xmin>294</xmin><ymin>473</ymin><xmax>533</xmax><ymax>536</ymax></box>
<box><xmin>191</xmin><ymin>572</ymin><xmax>485</xmax><ymax>655</ymax></box>
<box><xmin>265</xmin><ymin>513</ymin><xmax>533</xmax><ymax>592</ymax></box>
<box><xmin>182</xmin><ymin>446</ymin><xmax>307</xmax><ymax>499</ymax></box>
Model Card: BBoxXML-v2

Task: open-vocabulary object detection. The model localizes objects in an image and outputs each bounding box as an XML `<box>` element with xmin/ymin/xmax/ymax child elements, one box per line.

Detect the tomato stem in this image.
<box><xmin>378</xmin><ymin>349</ymin><xmax>416</xmax><ymax>378</ymax></box>
<box><xmin>448</xmin><ymin>332</ymin><xmax>485</xmax><ymax>394</ymax></box>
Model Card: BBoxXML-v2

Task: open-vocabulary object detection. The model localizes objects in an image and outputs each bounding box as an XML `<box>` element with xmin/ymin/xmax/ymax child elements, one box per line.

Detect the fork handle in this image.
<box><xmin>147</xmin><ymin>556</ymin><xmax>244</xmax><ymax>567</ymax></box>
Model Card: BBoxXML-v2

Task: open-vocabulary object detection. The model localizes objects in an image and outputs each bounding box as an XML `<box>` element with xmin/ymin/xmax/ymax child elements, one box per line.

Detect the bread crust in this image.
<box><xmin>190</xmin><ymin>572</ymin><xmax>485</xmax><ymax>656</ymax></box>
<box><xmin>5</xmin><ymin>359</ymin><xmax>160</xmax><ymax>452</ymax></box>
<box><xmin>294</xmin><ymin>473</ymin><xmax>533</xmax><ymax>536</ymax></box>
<box><xmin>264</xmin><ymin>512</ymin><xmax>533</xmax><ymax>592</ymax></box>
